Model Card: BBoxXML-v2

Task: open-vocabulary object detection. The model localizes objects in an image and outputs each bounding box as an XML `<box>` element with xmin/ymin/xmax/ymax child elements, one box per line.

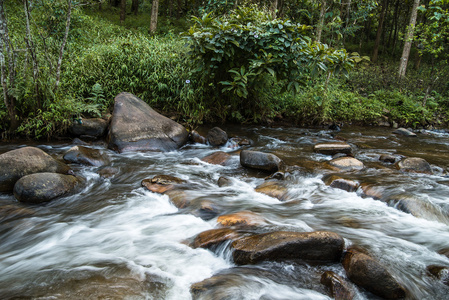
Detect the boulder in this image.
<box><xmin>191</xmin><ymin>228</ymin><xmax>241</xmax><ymax>249</ymax></box>
<box><xmin>13</xmin><ymin>173</ymin><xmax>82</xmax><ymax>204</ymax></box>
<box><xmin>240</xmin><ymin>150</ymin><xmax>284</xmax><ymax>172</ymax></box>
<box><xmin>70</xmin><ymin>118</ymin><xmax>109</xmax><ymax>137</ymax></box>
<box><xmin>387</xmin><ymin>194</ymin><xmax>449</xmax><ymax>223</ymax></box>
<box><xmin>360</xmin><ymin>184</ymin><xmax>385</xmax><ymax>200</ymax></box>
<box><xmin>321</xmin><ymin>271</ymin><xmax>355</xmax><ymax>300</ymax></box>
<box><xmin>141</xmin><ymin>175</ymin><xmax>185</xmax><ymax>191</ymax></box>
<box><xmin>201</xmin><ymin>151</ymin><xmax>232</xmax><ymax>166</ymax></box>
<box><xmin>231</xmin><ymin>231</ymin><xmax>344</xmax><ymax>265</ymax></box>
<box><xmin>427</xmin><ymin>265</ymin><xmax>449</xmax><ymax>286</ymax></box>
<box><xmin>207</xmin><ymin>127</ymin><xmax>228</xmax><ymax>146</ymax></box>
<box><xmin>323</xmin><ymin>175</ymin><xmax>358</xmax><ymax>192</ymax></box>
<box><xmin>379</xmin><ymin>154</ymin><xmax>397</xmax><ymax>163</ymax></box>
<box><xmin>342</xmin><ymin>249</ymin><xmax>406</xmax><ymax>299</ymax></box>
<box><xmin>63</xmin><ymin>146</ymin><xmax>110</xmax><ymax>167</ymax></box>
<box><xmin>165</xmin><ymin>189</ymin><xmax>190</xmax><ymax>208</ymax></box>
<box><xmin>0</xmin><ymin>147</ymin><xmax>72</xmax><ymax>192</ymax></box>
<box><xmin>217</xmin><ymin>176</ymin><xmax>232</xmax><ymax>187</ymax></box>
<box><xmin>190</xmin><ymin>199</ymin><xmax>221</xmax><ymax>221</ymax></box>
<box><xmin>189</xmin><ymin>130</ymin><xmax>207</xmax><ymax>144</ymax></box>
<box><xmin>107</xmin><ymin>92</ymin><xmax>189</xmax><ymax>153</ymax></box>
<box><xmin>314</xmin><ymin>143</ymin><xmax>352</xmax><ymax>156</ymax></box>
<box><xmin>327</xmin><ymin>157</ymin><xmax>364</xmax><ymax>172</ymax></box>
<box><xmin>255</xmin><ymin>181</ymin><xmax>289</xmax><ymax>201</ymax></box>
<box><xmin>393</xmin><ymin>128</ymin><xmax>417</xmax><ymax>137</ymax></box>
<box><xmin>217</xmin><ymin>211</ymin><xmax>267</xmax><ymax>227</ymax></box>
<box><xmin>396</xmin><ymin>157</ymin><xmax>432</xmax><ymax>174</ymax></box>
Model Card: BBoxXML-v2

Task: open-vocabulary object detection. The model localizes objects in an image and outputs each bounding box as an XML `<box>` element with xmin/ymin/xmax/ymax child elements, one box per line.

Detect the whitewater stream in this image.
<box><xmin>1</xmin><ymin>125</ymin><xmax>449</xmax><ymax>299</ymax></box>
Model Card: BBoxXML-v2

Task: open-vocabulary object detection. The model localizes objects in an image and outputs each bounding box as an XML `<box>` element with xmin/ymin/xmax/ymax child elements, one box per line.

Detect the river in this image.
<box><xmin>1</xmin><ymin>125</ymin><xmax>449</xmax><ymax>299</ymax></box>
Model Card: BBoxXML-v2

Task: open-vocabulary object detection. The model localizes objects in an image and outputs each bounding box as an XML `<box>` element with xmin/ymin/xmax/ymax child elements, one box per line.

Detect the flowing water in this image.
<box><xmin>1</xmin><ymin>125</ymin><xmax>449</xmax><ymax>299</ymax></box>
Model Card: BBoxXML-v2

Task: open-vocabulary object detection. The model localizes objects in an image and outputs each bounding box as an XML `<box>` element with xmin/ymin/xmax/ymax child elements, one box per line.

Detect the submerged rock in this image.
<box><xmin>396</xmin><ymin>157</ymin><xmax>432</xmax><ymax>174</ymax></box>
<box><xmin>321</xmin><ymin>271</ymin><xmax>355</xmax><ymax>300</ymax></box>
<box><xmin>387</xmin><ymin>194</ymin><xmax>449</xmax><ymax>223</ymax></box>
<box><xmin>240</xmin><ymin>150</ymin><xmax>284</xmax><ymax>172</ymax></box>
<box><xmin>255</xmin><ymin>180</ymin><xmax>289</xmax><ymax>201</ymax></box>
<box><xmin>314</xmin><ymin>143</ymin><xmax>352</xmax><ymax>156</ymax></box>
<box><xmin>201</xmin><ymin>151</ymin><xmax>232</xmax><ymax>166</ymax></box>
<box><xmin>217</xmin><ymin>211</ymin><xmax>267</xmax><ymax>227</ymax></box>
<box><xmin>323</xmin><ymin>175</ymin><xmax>358</xmax><ymax>192</ymax></box>
<box><xmin>0</xmin><ymin>147</ymin><xmax>72</xmax><ymax>192</ymax></box>
<box><xmin>63</xmin><ymin>146</ymin><xmax>110</xmax><ymax>167</ymax></box>
<box><xmin>231</xmin><ymin>231</ymin><xmax>344</xmax><ymax>265</ymax></box>
<box><xmin>342</xmin><ymin>248</ymin><xmax>406</xmax><ymax>299</ymax></box>
<box><xmin>165</xmin><ymin>189</ymin><xmax>190</xmax><ymax>208</ymax></box>
<box><xmin>393</xmin><ymin>128</ymin><xmax>417</xmax><ymax>137</ymax></box>
<box><xmin>70</xmin><ymin>118</ymin><xmax>109</xmax><ymax>138</ymax></box>
<box><xmin>108</xmin><ymin>92</ymin><xmax>189</xmax><ymax>153</ymax></box>
<box><xmin>427</xmin><ymin>265</ymin><xmax>449</xmax><ymax>286</ymax></box>
<box><xmin>141</xmin><ymin>175</ymin><xmax>186</xmax><ymax>194</ymax></box>
<box><xmin>14</xmin><ymin>173</ymin><xmax>83</xmax><ymax>204</ymax></box>
<box><xmin>98</xmin><ymin>166</ymin><xmax>119</xmax><ymax>179</ymax></box>
<box><xmin>379</xmin><ymin>154</ymin><xmax>397</xmax><ymax>163</ymax></box>
<box><xmin>191</xmin><ymin>228</ymin><xmax>241</xmax><ymax>249</ymax></box>
<box><xmin>217</xmin><ymin>176</ymin><xmax>232</xmax><ymax>187</ymax></box>
<box><xmin>207</xmin><ymin>127</ymin><xmax>228</xmax><ymax>147</ymax></box>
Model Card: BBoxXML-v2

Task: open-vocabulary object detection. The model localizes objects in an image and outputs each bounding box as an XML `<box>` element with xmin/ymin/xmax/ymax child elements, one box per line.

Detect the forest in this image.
<box><xmin>0</xmin><ymin>0</ymin><xmax>448</xmax><ymax>139</ymax></box>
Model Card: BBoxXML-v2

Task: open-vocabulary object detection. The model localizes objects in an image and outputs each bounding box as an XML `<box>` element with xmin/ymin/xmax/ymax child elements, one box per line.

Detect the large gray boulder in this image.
<box><xmin>231</xmin><ymin>231</ymin><xmax>344</xmax><ymax>265</ymax></box>
<box><xmin>0</xmin><ymin>147</ymin><xmax>72</xmax><ymax>192</ymax></box>
<box><xmin>13</xmin><ymin>173</ymin><xmax>83</xmax><ymax>204</ymax></box>
<box><xmin>107</xmin><ymin>92</ymin><xmax>189</xmax><ymax>153</ymax></box>
<box><xmin>240</xmin><ymin>150</ymin><xmax>284</xmax><ymax>172</ymax></box>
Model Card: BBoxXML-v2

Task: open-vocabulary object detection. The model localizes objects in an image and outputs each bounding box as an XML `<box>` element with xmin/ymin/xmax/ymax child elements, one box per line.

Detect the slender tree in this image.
<box><xmin>398</xmin><ymin>0</ymin><xmax>420</xmax><ymax>77</ymax></box>
<box><xmin>55</xmin><ymin>0</ymin><xmax>72</xmax><ymax>92</ymax></box>
<box><xmin>120</xmin><ymin>0</ymin><xmax>126</xmax><ymax>24</ymax></box>
<box><xmin>316</xmin><ymin>0</ymin><xmax>327</xmax><ymax>42</ymax></box>
<box><xmin>150</xmin><ymin>0</ymin><xmax>159</xmax><ymax>34</ymax></box>
<box><xmin>132</xmin><ymin>0</ymin><xmax>139</xmax><ymax>15</ymax></box>
<box><xmin>372</xmin><ymin>0</ymin><xmax>388</xmax><ymax>63</ymax></box>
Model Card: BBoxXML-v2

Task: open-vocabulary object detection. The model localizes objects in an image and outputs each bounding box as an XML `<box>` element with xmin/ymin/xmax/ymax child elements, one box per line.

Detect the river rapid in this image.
<box><xmin>1</xmin><ymin>125</ymin><xmax>449</xmax><ymax>300</ymax></box>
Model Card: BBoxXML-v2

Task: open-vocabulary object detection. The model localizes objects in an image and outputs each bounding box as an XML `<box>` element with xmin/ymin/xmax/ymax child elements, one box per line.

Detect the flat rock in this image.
<box><xmin>255</xmin><ymin>181</ymin><xmax>289</xmax><ymax>201</ymax></box>
<box><xmin>13</xmin><ymin>173</ymin><xmax>82</xmax><ymax>204</ymax></box>
<box><xmin>314</xmin><ymin>143</ymin><xmax>352</xmax><ymax>155</ymax></box>
<box><xmin>396</xmin><ymin>157</ymin><xmax>432</xmax><ymax>174</ymax></box>
<box><xmin>0</xmin><ymin>147</ymin><xmax>72</xmax><ymax>192</ymax></box>
<box><xmin>231</xmin><ymin>231</ymin><xmax>344</xmax><ymax>265</ymax></box>
<box><xmin>63</xmin><ymin>146</ymin><xmax>110</xmax><ymax>167</ymax></box>
<box><xmin>107</xmin><ymin>92</ymin><xmax>189</xmax><ymax>153</ymax></box>
<box><xmin>201</xmin><ymin>151</ymin><xmax>232</xmax><ymax>166</ymax></box>
<box><xmin>240</xmin><ymin>150</ymin><xmax>284</xmax><ymax>172</ymax></box>
<box><xmin>342</xmin><ymin>248</ymin><xmax>406</xmax><ymax>299</ymax></box>
<box><xmin>217</xmin><ymin>211</ymin><xmax>267</xmax><ymax>227</ymax></box>
<box><xmin>207</xmin><ymin>127</ymin><xmax>228</xmax><ymax>147</ymax></box>
<box><xmin>327</xmin><ymin>157</ymin><xmax>364</xmax><ymax>172</ymax></box>
<box><xmin>191</xmin><ymin>228</ymin><xmax>241</xmax><ymax>249</ymax></box>
<box><xmin>141</xmin><ymin>175</ymin><xmax>185</xmax><ymax>194</ymax></box>
<box><xmin>321</xmin><ymin>271</ymin><xmax>355</xmax><ymax>300</ymax></box>
<box><xmin>393</xmin><ymin>128</ymin><xmax>417</xmax><ymax>137</ymax></box>
<box><xmin>70</xmin><ymin>118</ymin><xmax>109</xmax><ymax>137</ymax></box>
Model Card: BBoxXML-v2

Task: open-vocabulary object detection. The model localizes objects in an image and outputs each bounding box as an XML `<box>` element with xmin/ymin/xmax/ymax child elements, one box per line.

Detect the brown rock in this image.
<box><xmin>207</xmin><ymin>127</ymin><xmax>228</xmax><ymax>146</ymax></box>
<box><xmin>255</xmin><ymin>181</ymin><xmax>289</xmax><ymax>201</ymax></box>
<box><xmin>342</xmin><ymin>249</ymin><xmax>406</xmax><ymax>299</ymax></box>
<box><xmin>0</xmin><ymin>147</ymin><xmax>72</xmax><ymax>192</ymax></box>
<box><xmin>379</xmin><ymin>154</ymin><xmax>397</xmax><ymax>163</ymax></box>
<box><xmin>314</xmin><ymin>143</ymin><xmax>352</xmax><ymax>156</ymax></box>
<box><xmin>107</xmin><ymin>92</ymin><xmax>189</xmax><ymax>153</ymax></box>
<box><xmin>396</xmin><ymin>157</ymin><xmax>432</xmax><ymax>174</ymax></box>
<box><xmin>217</xmin><ymin>176</ymin><xmax>232</xmax><ymax>187</ymax></box>
<box><xmin>191</xmin><ymin>228</ymin><xmax>241</xmax><ymax>249</ymax></box>
<box><xmin>323</xmin><ymin>175</ymin><xmax>358</xmax><ymax>192</ymax></box>
<box><xmin>201</xmin><ymin>151</ymin><xmax>232</xmax><ymax>166</ymax></box>
<box><xmin>427</xmin><ymin>265</ymin><xmax>449</xmax><ymax>286</ymax></box>
<box><xmin>98</xmin><ymin>167</ymin><xmax>119</xmax><ymax>179</ymax></box>
<box><xmin>217</xmin><ymin>211</ymin><xmax>267</xmax><ymax>227</ymax></box>
<box><xmin>360</xmin><ymin>184</ymin><xmax>385</xmax><ymax>200</ymax></box>
<box><xmin>231</xmin><ymin>231</ymin><xmax>344</xmax><ymax>265</ymax></box>
<box><xmin>165</xmin><ymin>189</ymin><xmax>189</xmax><ymax>208</ymax></box>
<box><xmin>190</xmin><ymin>130</ymin><xmax>207</xmax><ymax>144</ymax></box>
<box><xmin>321</xmin><ymin>271</ymin><xmax>355</xmax><ymax>300</ymax></box>
<box><xmin>141</xmin><ymin>175</ymin><xmax>186</xmax><ymax>194</ymax></box>
<box><xmin>327</xmin><ymin>157</ymin><xmax>364</xmax><ymax>172</ymax></box>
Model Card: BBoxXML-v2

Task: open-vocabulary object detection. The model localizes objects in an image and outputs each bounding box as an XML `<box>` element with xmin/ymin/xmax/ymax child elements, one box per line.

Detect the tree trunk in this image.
<box><xmin>316</xmin><ymin>0</ymin><xmax>326</xmax><ymax>43</ymax></box>
<box><xmin>132</xmin><ymin>0</ymin><xmax>139</xmax><ymax>15</ymax></box>
<box><xmin>177</xmin><ymin>0</ymin><xmax>182</xmax><ymax>18</ymax></box>
<box><xmin>150</xmin><ymin>0</ymin><xmax>159</xmax><ymax>34</ymax></box>
<box><xmin>272</xmin><ymin>0</ymin><xmax>278</xmax><ymax>18</ymax></box>
<box><xmin>398</xmin><ymin>0</ymin><xmax>420</xmax><ymax>78</ymax></box>
<box><xmin>120</xmin><ymin>0</ymin><xmax>126</xmax><ymax>24</ymax></box>
<box><xmin>54</xmin><ymin>0</ymin><xmax>72</xmax><ymax>92</ymax></box>
<box><xmin>372</xmin><ymin>0</ymin><xmax>388</xmax><ymax>63</ymax></box>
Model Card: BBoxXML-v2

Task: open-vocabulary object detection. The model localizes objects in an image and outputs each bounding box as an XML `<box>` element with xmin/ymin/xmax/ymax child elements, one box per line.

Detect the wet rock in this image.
<box><xmin>201</xmin><ymin>151</ymin><xmax>232</xmax><ymax>166</ymax></box>
<box><xmin>72</xmin><ymin>138</ymin><xmax>89</xmax><ymax>146</ymax></box>
<box><xmin>108</xmin><ymin>92</ymin><xmax>189</xmax><ymax>153</ymax></box>
<box><xmin>427</xmin><ymin>265</ymin><xmax>449</xmax><ymax>286</ymax></box>
<box><xmin>217</xmin><ymin>176</ymin><xmax>232</xmax><ymax>187</ymax></box>
<box><xmin>0</xmin><ymin>147</ymin><xmax>72</xmax><ymax>192</ymax></box>
<box><xmin>0</xmin><ymin>205</ymin><xmax>35</xmax><ymax>221</ymax></box>
<box><xmin>141</xmin><ymin>175</ymin><xmax>186</xmax><ymax>194</ymax></box>
<box><xmin>323</xmin><ymin>175</ymin><xmax>358</xmax><ymax>192</ymax></box>
<box><xmin>360</xmin><ymin>183</ymin><xmax>385</xmax><ymax>200</ymax></box>
<box><xmin>165</xmin><ymin>189</ymin><xmax>189</xmax><ymax>208</ymax></box>
<box><xmin>380</xmin><ymin>154</ymin><xmax>397</xmax><ymax>163</ymax></box>
<box><xmin>327</xmin><ymin>157</ymin><xmax>364</xmax><ymax>172</ymax></box>
<box><xmin>255</xmin><ymin>181</ymin><xmax>289</xmax><ymax>201</ymax></box>
<box><xmin>190</xmin><ymin>199</ymin><xmax>221</xmax><ymax>220</ymax></box>
<box><xmin>321</xmin><ymin>271</ymin><xmax>355</xmax><ymax>300</ymax></box>
<box><xmin>70</xmin><ymin>118</ymin><xmax>109</xmax><ymax>138</ymax></box>
<box><xmin>231</xmin><ymin>231</ymin><xmax>344</xmax><ymax>265</ymax></box>
<box><xmin>13</xmin><ymin>173</ymin><xmax>83</xmax><ymax>204</ymax></box>
<box><xmin>191</xmin><ymin>228</ymin><xmax>241</xmax><ymax>249</ymax></box>
<box><xmin>265</xmin><ymin>171</ymin><xmax>285</xmax><ymax>180</ymax></box>
<box><xmin>231</xmin><ymin>137</ymin><xmax>251</xmax><ymax>146</ymax></box>
<box><xmin>240</xmin><ymin>150</ymin><xmax>284</xmax><ymax>172</ymax></box>
<box><xmin>63</xmin><ymin>146</ymin><xmax>110</xmax><ymax>167</ymax></box>
<box><xmin>217</xmin><ymin>211</ymin><xmax>267</xmax><ymax>227</ymax></box>
<box><xmin>342</xmin><ymin>248</ymin><xmax>406</xmax><ymax>299</ymax></box>
<box><xmin>396</xmin><ymin>157</ymin><xmax>432</xmax><ymax>174</ymax></box>
<box><xmin>387</xmin><ymin>194</ymin><xmax>449</xmax><ymax>223</ymax></box>
<box><xmin>393</xmin><ymin>128</ymin><xmax>417</xmax><ymax>137</ymax></box>
<box><xmin>190</xmin><ymin>130</ymin><xmax>207</xmax><ymax>144</ymax></box>
<box><xmin>98</xmin><ymin>166</ymin><xmax>119</xmax><ymax>179</ymax></box>
<box><xmin>314</xmin><ymin>143</ymin><xmax>352</xmax><ymax>156</ymax></box>
<box><xmin>207</xmin><ymin>127</ymin><xmax>228</xmax><ymax>147</ymax></box>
